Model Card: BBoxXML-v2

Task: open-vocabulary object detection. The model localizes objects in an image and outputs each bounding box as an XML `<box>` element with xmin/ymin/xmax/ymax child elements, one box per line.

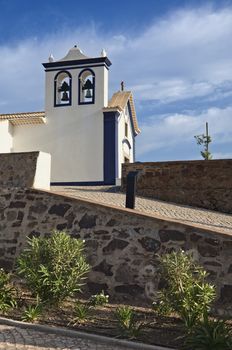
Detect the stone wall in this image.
<box><xmin>0</xmin><ymin>187</ymin><xmax>232</xmax><ymax>315</ymax></box>
<box><xmin>0</xmin><ymin>152</ymin><xmax>51</xmax><ymax>190</ymax></box>
<box><xmin>122</xmin><ymin>160</ymin><xmax>232</xmax><ymax>213</ymax></box>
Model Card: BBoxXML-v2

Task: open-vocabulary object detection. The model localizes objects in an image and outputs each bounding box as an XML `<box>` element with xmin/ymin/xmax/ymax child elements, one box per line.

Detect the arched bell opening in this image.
<box><xmin>78</xmin><ymin>69</ymin><xmax>95</xmax><ymax>105</ymax></box>
<box><xmin>54</xmin><ymin>71</ymin><xmax>72</xmax><ymax>107</ymax></box>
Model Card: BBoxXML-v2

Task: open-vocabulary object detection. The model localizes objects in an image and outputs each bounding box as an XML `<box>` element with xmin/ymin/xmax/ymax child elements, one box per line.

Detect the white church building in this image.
<box><xmin>0</xmin><ymin>46</ymin><xmax>140</xmax><ymax>185</ymax></box>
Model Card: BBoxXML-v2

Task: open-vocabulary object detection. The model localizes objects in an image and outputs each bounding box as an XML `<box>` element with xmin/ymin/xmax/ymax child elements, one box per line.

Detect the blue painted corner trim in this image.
<box><xmin>51</xmin><ymin>181</ymin><xmax>105</xmax><ymax>186</ymax></box>
<box><xmin>103</xmin><ymin>112</ymin><xmax>116</xmax><ymax>185</ymax></box>
<box><xmin>133</xmin><ymin>136</ymin><xmax>136</xmax><ymax>162</ymax></box>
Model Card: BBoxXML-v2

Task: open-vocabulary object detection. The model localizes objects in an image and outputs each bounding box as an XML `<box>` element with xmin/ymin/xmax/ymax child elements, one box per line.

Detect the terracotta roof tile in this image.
<box><xmin>103</xmin><ymin>91</ymin><xmax>140</xmax><ymax>134</ymax></box>
<box><xmin>0</xmin><ymin>111</ymin><xmax>46</xmax><ymax>125</ymax></box>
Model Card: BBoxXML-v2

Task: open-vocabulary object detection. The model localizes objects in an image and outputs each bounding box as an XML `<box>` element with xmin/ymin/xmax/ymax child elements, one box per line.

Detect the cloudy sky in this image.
<box><xmin>0</xmin><ymin>0</ymin><xmax>232</xmax><ymax>161</ymax></box>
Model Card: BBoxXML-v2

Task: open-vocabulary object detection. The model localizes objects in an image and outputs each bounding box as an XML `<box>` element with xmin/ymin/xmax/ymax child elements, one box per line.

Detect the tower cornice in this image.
<box><xmin>42</xmin><ymin>57</ymin><xmax>112</xmax><ymax>69</ymax></box>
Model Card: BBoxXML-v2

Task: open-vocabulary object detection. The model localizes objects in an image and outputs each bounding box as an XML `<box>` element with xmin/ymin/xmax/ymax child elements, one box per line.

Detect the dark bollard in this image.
<box><xmin>125</xmin><ymin>171</ymin><xmax>138</xmax><ymax>209</ymax></box>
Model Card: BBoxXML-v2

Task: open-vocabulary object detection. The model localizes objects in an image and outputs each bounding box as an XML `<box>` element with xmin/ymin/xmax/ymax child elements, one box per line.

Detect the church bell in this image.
<box><xmin>83</xmin><ymin>78</ymin><xmax>93</xmax><ymax>99</ymax></box>
<box><xmin>61</xmin><ymin>91</ymin><xmax>69</xmax><ymax>101</ymax></box>
<box><xmin>85</xmin><ymin>89</ymin><xmax>92</xmax><ymax>98</ymax></box>
<box><xmin>58</xmin><ymin>81</ymin><xmax>70</xmax><ymax>102</ymax></box>
<box><xmin>59</xmin><ymin>81</ymin><xmax>70</xmax><ymax>92</ymax></box>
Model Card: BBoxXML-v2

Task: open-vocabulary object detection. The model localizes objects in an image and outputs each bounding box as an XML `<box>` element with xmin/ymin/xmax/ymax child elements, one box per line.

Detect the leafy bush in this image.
<box><xmin>115</xmin><ymin>306</ymin><xmax>144</xmax><ymax>339</ymax></box>
<box><xmin>89</xmin><ymin>290</ymin><xmax>109</xmax><ymax>306</ymax></box>
<box><xmin>154</xmin><ymin>250</ymin><xmax>216</xmax><ymax>330</ymax></box>
<box><xmin>184</xmin><ymin>318</ymin><xmax>232</xmax><ymax>350</ymax></box>
<box><xmin>72</xmin><ymin>301</ymin><xmax>92</xmax><ymax>324</ymax></box>
<box><xmin>22</xmin><ymin>303</ymin><xmax>43</xmax><ymax>323</ymax></box>
<box><xmin>0</xmin><ymin>268</ymin><xmax>16</xmax><ymax>314</ymax></box>
<box><xmin>17</xmin><ymin>231</ymin><xmax>90</xmax><ymax>304</ymax></box>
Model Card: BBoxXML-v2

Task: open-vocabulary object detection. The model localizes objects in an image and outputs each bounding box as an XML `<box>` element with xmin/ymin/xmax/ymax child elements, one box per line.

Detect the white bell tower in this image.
<box><xmin>42</xmin><ymin>45</ymin><xmax>112</xmax><ymax>184</ymax></box>
<box><xmin>8</xmin><ymin>45</ymin><xmax>140</xmax><ymax>186</ymax></box>
<box><xmin>43</xmin><ymin>45</ymin><xmax>111</xmax><ymax>114</ymax></box>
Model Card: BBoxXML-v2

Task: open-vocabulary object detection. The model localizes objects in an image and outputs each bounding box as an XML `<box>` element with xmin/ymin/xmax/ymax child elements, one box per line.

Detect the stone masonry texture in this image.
<box><xmin>0</xmin><ymin>152</ymin><xmax>40</xmax><ymax>188</ymax></box>
<box><xmin>0</xmin><ymin>187</ymin><xmax>232</xmax><ymax>316</ymax></box>
<box><xmin>121</xmin><ymin>160</ymin><xmax>232</xmax><ymax>214</ymax></box>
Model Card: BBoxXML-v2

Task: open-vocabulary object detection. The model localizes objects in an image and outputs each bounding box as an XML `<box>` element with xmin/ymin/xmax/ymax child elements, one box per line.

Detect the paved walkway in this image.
<box><xmin>51</xmin><ymin>186</ymin><xmax>232</xmax><ymax>234</ymax></box>
<box><xmin>0</xmin><ymin>323</ymin><xmax>168</xmax><ymax>350</ymax></box>
<box><xmin>0</xmin><ymin>324</ymin><xmax>124</xmax><ymax>350</ymax></box>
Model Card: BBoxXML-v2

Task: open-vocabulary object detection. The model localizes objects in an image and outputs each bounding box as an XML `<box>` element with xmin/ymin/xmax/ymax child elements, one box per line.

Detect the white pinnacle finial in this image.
<box><xmin>48</xmin><ymin>54</ymin><xmax>54</xmax><ymax>62</ymax></box>
<box><xmin>101</xmin><ymin>48</ymin><xmax>107</xmax><ymax>57</ymax></box>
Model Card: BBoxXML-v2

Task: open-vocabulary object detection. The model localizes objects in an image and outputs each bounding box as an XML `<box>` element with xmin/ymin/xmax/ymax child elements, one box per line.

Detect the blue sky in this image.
<box><xmin>0</xmin><ymin>0</ymin><xmax>232</xmax><ymax>161</ymax></box>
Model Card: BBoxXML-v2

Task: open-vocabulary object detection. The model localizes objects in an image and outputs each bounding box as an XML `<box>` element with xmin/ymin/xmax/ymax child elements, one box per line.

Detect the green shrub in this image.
<box><xmin>154</xmin><ymin>250</ymin><xmax>216</xmax><ymax>330</ymax></box>
<box><xmin>89</xmin><ymin>290</ymin><xmax>109</xmax><ymax>306</ymax></box>
<box><xmin>115</xmin><ymin>306</ymin><xmax>144</xmax><ymax>339</ymax></box>
<box><xmin>72</xmin><ymin>301</ymin><xmax>92</xmax><ymax>324</ymax></box>
<box><xmin>0</xmin><ymin>268</ymin><xmax>16</xmax><ymax>314</ymax></box>
<box><xmin>17</xmin><ymin>231</ymin><xmax>90</xmax><ymax>304</ymax></box>
<box><xmin>184</xmin><ymin>318</ymin><xmax>232</xmax><ymax>350</ymax></box>
<box><xmin>22</xmin><ymin>303</ymin><xmax>43</xmax><ymax>323</ymax></box>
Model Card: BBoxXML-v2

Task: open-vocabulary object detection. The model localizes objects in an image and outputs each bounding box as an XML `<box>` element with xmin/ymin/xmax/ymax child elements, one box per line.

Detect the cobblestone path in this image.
<box><xmin>51</xmin><ymin>186</ymin><xmax>232</xmax><ymax>234</ymax></box>
<box><xmin>0</xmin><ymin>324</ymin><xmax>127</xmax><ymax>350</ymax></box>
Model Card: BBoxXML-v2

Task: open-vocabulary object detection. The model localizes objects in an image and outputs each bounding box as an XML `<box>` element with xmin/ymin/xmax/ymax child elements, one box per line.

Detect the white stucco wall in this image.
<box><xmin>116</xmin><ymin>105</ymin><xmax>134</xmax><ymax>183</ymax></box>
<box><xmin>103</xmin><ymin>68</ymin><xmax>109</xmax><ymax>107</ymax></box>
<box><xmin>13</xmin><ymin>64</ymin><xmax>109</xmax><ymax>183</ymax></box>
<box><xmin>0</xmin><ymin>121</ymin><xmax>13</xmax><ymax>153</ymax></box>
<box><xmin>33</xmin><ymin>151</ymin><xmax>51</xmax><ymax>190</ymax></box>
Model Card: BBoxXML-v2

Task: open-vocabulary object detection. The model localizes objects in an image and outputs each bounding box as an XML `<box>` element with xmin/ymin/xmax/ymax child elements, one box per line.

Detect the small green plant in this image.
<box><xmin>184</xmin><ymin>317</ymin><xmax>232</xmax><ymax>350</ymax></box>
<box><xmin>21</xmin><ymin>303</ymin><xmax>43</xmax><ymax>323</ymax></box>
<box><xmin>194</xmin><ymin>121</ymin><xmax>212</xmax><ymax>160</ymax></box>
<box><xmin>115</xmin><ymin>306</ymin><xmax>144</xmax><ymax>339</ymax></box>
<box><xmin>90</xmin><ymin>290</ymin><xmax>109</xmax><ymax>306</ymax></box>
<box><xmin>154</xmin><ymin>251</ymin><xmax>216</xmax><ymax>331</ymax></box>
<box><xmin>17</xmin><ymin>231</ymin><xmax>90</xmax><ymax>304</ymax></box>
<box><xmin>152</xmin><ymin>299</ymin><xmax>172</xmax><ymax>316</ymax></box>
<box><xmin>0</xmin><ymin>268</ymin><xmax>16</xmax><ymax>314</ymax></box>
<box><xmin>72</xmin><ymin>301</ymin><xmax>92</xmax><ymax>324</ymax></box>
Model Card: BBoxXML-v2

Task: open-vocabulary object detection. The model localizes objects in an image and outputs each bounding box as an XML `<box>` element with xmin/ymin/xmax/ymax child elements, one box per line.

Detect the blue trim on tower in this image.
<box><xmin>103</xmin><ymin>112</ymin><xmax>116</xmax><ymax>185</ymax></box>
<box><xmin>78</xmin><ymin>68</ymin><xmax>95</xmax><ymax>105</ymax></box>
<box><xmin>133</xmin><ymin>136</ymin><xmax>136</xmax><ymax>162</ymax></box>
<box><xmin>54</xmin><ymin>70</ymin><xmax>72</xmax><ymax>107</ymax></box>
<box><xmin>51</xmin><ymin>181</ymin><xmax>105</xmax><ymax>186</ymax></box>
<box><xmin>44</xmin><ymin>64</ymin><xmax>109</xmax><ymax>72</ymax></box>
<box><xmin>43</xmin><ymin>57</ymin><xmax>112</xmax><ymax>69</ymax></box>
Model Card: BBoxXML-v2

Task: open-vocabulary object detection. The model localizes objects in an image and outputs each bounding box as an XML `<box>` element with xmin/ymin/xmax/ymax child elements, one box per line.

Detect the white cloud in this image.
<box><xmin>0</xmin><ymin>6</ymin><xmax>232</xmax><ymax>161</ymax></box>
<box><xmin>115</xmin><ymin>7</ymin><xmax>232</xmax><ymax>101</ymax></box>
<box><xmin>136</xmin><ymin>106</ymin><xmax>232</xmax><ymax>157</ymax></box>
<box><xmin>0</xmin><ymin>6</ymin><xmax>232</xmax><ymax>112</ymax></box>
<box><xmin>131</xmin><ymin>80</ymin><xmax>215</xmax><ymax>102</ymax></box>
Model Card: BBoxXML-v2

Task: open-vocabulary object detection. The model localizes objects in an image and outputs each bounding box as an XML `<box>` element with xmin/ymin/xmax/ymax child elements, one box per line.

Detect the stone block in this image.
<box><xmin>159</xmin><ymin>229</ymin><xmax>186</xmax><ymax>242</ymax></box>
<box><xmin>79</xmin><ymin>213</ymin><xmax>97</xmax><ymax>229</ymax></box>
<box><xmin>103</xmin><ymin>239</ymin><xmax>129</xmax><ymax>253</ymax></box>
<box><xmin>48</xmin><ymin>203</ymin><xmax>71</xmax><ymax>217</ymax></box>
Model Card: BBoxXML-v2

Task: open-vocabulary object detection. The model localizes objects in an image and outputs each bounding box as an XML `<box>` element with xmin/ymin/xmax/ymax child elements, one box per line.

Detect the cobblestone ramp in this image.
<box><xmin>51</xmin><ymin>186</ymin><xmax>232</xmax><ymax>234</ymax></box>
